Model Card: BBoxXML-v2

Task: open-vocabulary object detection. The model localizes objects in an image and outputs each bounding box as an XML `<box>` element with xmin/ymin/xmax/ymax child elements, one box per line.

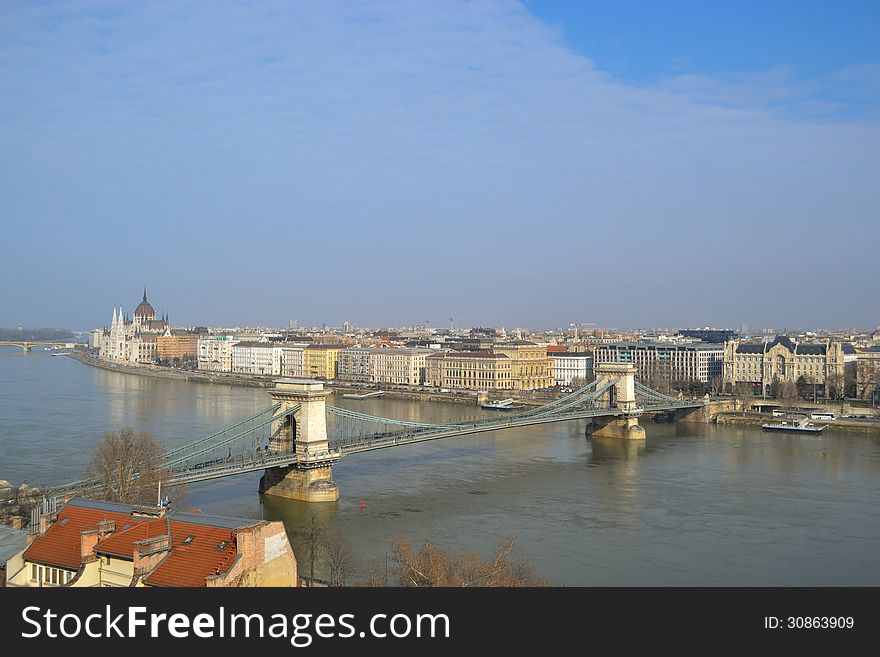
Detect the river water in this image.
<box><xmin>1</xmin><ymin>348</ymin><xmax>879</xmax><ymax>585</ymax></box>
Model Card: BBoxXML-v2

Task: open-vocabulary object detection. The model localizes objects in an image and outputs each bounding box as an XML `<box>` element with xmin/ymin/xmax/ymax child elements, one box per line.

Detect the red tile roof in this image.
<box><xmin>93</xmin><ymin>517</ymin><xmax>170</xmax><ymax>558</ymax></box>
<box><xmin>143</xmin><ymin>520</ymin><xmax>238</xmax><ymax>587</ymax></box>
<box><xmin>23</xmin><ymin>504</ymin><xmax>131</xmax><ymax>570</ymax></box>
<box><xmin>23</xmin><ymin>499</ymin><xmax>252</xmax><ymax>586</ymax></box>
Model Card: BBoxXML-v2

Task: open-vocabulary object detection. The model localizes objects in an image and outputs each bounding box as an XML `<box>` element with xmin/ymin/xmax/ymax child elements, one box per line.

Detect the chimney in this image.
<box><xmin>133</xmin><ymin>534</ymin><xmax>171</xmax><ymax>574</ymax></box>
<box><xmin>39</xmin><ymin>514</ymin><xmax>49</xmax><ymax>534</ymax></box>
<box><xmin>80</xmin><ymin>529</ymin><xmax>100</xmax><ymax>561</ymax></box>
<box><xmin>97</xmin><ymin>519</ymin><xmax>116</xmax><ymax>538</ymax></box>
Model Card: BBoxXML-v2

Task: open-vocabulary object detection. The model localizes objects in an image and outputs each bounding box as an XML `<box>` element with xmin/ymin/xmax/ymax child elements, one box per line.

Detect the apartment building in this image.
<box><xmin>551</xmin><ymin>353</ymin><xmax>593</xmax><ymax>386</ymax></box>
<box><xmin>594</xmin><ymin>341</ymin><xmax>723</xmax><ymax>385</ymax></box>
<box><xmin>426</xmin><ymin>351</ymin><xmax>513</xmax><ymax>390</ymax></box>
<box><xmin>337</xmin><ymin>347</ymin><xmax>377</xmax><ymax>382</ymax></box>
<box><xmin>303</xmin><ymin>344</ymin><xmax>345</xmax><ymax>380</ymax></box>
<box><xmin>197</xmin><ymin>335</ymin><xmax>238</xmax><ymax>372</ymax></box>
<box><xmin>156</xmin><ymin>330</ymin><xmax>200</xmax><ymax>363</ymax></box>
<box><xmin>372</xmin><ymin>348</ymin><xmax>433</xmax><ymax>385</ymax></box>
<box><xmin>231</xmin><ymin>341</ymin><xmax>275</xmax><ymax>376</ymax></box>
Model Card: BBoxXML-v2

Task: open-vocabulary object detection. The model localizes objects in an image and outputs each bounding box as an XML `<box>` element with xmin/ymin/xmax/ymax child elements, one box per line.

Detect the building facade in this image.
<box><xmin>855</xmin><ymin>346</ymin><xmax>880</xmax><ymax>401</ymax></box>
<box><xmin>593</xmin><ymin>341</ymin><xmax>724</xmax><ymax>386</ymax></box>
<box><xmin>197</xmin><ymin>335</ymin><xmax>239</xmax><ymax>372</ymax></box>
<box><xmin>303</xmin><ymin>344</ymin><xmax>344</xmax><ymax>380</ymax></box>
<box><xmin>231</xmin><ymin>342</ymin><xmax>276</xmax><ymax>376</ymax></box>
<box><xmin>425</xmin><ymin>351</ymin><xmax>513</xmax><ymax>390</ymax></box>
<box><xmin>492</xmin><ymin>341</ymin><xmax>553</xmax><ymax>391</ymax></box>
<box><xmin>274</xmin><ymin>344</ymin><xmax>306</xmax><ymax>378</ymax></box>
<box><xmin>722</xmin><ymin>336</ymin><xmax>846</xmax><ymax>398</ymax></box>
<box><xmin>551</xmin><ymin>353</ymin><xmax>593</xmax><ymax>386</ymax></box>
<box><xmin>99</xmin><ymin>290</ymin><xmax>170</xmax><ymax>365</ymax></box>
<box><xmin>371</xmin><ymin>348</ymin><xmax>432</xmax><ymax>385</ymax></box>
<box><xmin>337</xmin><ymin>347</ymin><xmax>377</xmax><ymax>383</ymax></box>
<box><xmin>156</xmin><ymin>330</ymin><xmax>200</xmax><ymax>363</ymax></box>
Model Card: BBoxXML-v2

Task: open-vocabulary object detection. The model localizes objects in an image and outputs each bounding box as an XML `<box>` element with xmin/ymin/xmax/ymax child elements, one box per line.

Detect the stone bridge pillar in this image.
<box><xmin>259</xmin><ymin>379</ymin><xmax>339</xmax><ymax>503</ymax></box>
<box><xmin>586</xmin><ymin>363</ymin><xmax>646</xmax><ymax>440</ymax></box>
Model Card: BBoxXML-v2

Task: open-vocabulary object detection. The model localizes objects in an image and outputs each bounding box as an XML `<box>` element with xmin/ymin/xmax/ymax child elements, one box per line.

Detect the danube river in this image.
<box><xmin>2</xmin><ymin>348</ymin><xmax>879</xmax><ymax>585</ymax></box>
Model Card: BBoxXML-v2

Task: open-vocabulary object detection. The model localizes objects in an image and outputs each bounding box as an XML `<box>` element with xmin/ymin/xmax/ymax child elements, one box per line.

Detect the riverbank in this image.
<box><xmin>66</xmin><ymin>350</ymin><xmax>276</xmax><ymax>388</ymax></box>
<box><xmin>65</xmin><ymin>350</ymin><xmax>487</xmax><ymax>404</ymax></box>
<box><xmin>715</xmin><ymin>412</ymin><xmax>880</xmax><ymax>434</ymax></box>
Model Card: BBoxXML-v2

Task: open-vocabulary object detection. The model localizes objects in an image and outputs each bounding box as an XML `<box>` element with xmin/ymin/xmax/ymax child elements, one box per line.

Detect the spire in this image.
<box><xmin>143</xmin><ymin>287</ymin><xmax>148</xmax><ymax>303</ymax></box>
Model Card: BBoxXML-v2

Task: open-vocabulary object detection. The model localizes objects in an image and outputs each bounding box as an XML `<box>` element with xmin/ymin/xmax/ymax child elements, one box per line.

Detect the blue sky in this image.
<box><xmin>1</xmin><ymin>1</ymin><xmax>878</xmax><ymax>331</ymax></box>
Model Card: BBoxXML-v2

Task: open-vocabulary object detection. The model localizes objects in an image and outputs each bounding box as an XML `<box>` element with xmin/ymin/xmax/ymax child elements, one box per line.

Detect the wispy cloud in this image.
<box><xmin>0</xmin><ymin>0</ymin><xmax>877</xmax><ymax>329</ymax></box>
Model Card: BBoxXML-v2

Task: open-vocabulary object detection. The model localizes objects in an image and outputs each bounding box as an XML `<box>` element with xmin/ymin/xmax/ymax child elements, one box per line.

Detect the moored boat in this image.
<box><xmin>762</xmin><ymin>418</ymin><xmax>825</xmax><ymax>433</ymax></box>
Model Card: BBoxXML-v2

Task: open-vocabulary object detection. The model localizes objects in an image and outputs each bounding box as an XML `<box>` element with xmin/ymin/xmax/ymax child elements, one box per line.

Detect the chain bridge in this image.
<box><xmin>48</xmin><ymin>364</ymin><xmax>713</xmax><ymax>503</ymax></box>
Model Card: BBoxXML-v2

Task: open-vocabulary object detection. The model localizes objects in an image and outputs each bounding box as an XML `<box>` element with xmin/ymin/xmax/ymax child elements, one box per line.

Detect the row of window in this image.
<box><xmin>31</xmin><ymin>564</ymin><xmax>73</xmax><ymax>586</ymax></box>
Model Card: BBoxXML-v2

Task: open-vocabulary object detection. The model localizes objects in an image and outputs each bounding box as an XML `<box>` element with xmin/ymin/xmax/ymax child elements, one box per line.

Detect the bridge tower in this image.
<box><xmin>259</xmin><ymin>379</ymin><xmax>340</xmax><ymax>503</ymax></box>
<box><xmin>586</xmin><ymin>363</ymin><xmax>646</xmax><ymax>440</ymax></box>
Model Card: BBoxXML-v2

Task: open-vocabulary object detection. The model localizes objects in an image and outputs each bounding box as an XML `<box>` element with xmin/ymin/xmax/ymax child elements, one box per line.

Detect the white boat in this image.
<box><xmin>481</xmin><ymin>398</ymin><xmax>516</xmax><ymax>410</ymax></box>
<box><xmin>341</xmin><ymin>391</ymin><xmax>384</xmax><ymax>400</ymax></box>
<box><xmin>762</xmin><ymin>417</ymin><xmax>825</xmax><ymax>433</ymax></box>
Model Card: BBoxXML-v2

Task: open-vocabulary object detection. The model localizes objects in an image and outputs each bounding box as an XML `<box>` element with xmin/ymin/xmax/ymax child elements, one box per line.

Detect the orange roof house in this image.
<box><xmin>6</xmin><ymin>498</ymin><xmax>297</xmax><ymax>588</ymax></box>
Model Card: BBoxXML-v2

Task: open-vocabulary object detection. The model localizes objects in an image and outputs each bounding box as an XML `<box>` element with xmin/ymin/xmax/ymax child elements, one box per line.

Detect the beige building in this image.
<box><xmin>157</xmin><ymin>330</ymin><xmax>200</xmax><ymax>363</ymax></box>
<box><xmin>855</xmin><ymin>346</ymin><xmax>880</xmax><ymax>401</ymax></box>
<box><xmin>371</xmin><ymin>348</ymin><xmax>433</xmax><ymax>385</ymax></box>
<box><xmin>338</xmin><ymin>347</ymin><xmax>376</xmax><ymax>382</ymax></box>
<box><xmin>722</xmin><ymin>336</ymin><xmax>846</xmax><ymax>398</ymax></box>
<box><xmin>5</xmin><ymin>498</ymin><xmax>298</xmax><ymax>587</ymax></box>
<box><xmin>426</xmin><ymin>351</ymin><xmax>513</xmax><ymax>390</ymax></box>
<box><xmin>493</xmin><ymin>341</ymin><xmax>553</xmax><ymax>391</ymax></box>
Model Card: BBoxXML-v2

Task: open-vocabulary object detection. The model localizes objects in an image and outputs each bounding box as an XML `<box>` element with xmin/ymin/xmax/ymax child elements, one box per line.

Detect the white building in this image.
<box><xmin>231</xmin><ymin>341</ymin><xmax>275</xmax><ymax>376</ymax></box>
<box><xmin>551</xmin><ymin>353</ymin><xmax>593</xmax><ymax>386</ymax></box>
<box><xmin>593</xmin><ymin>341</ymin><xmax>724</xmax><ymax>385</ymax></box>
<box><xmin>99</xmin><ymin>290</ymin><xmax>169</xmax><ymax>365</ymax></box>
<box><xmin>273</xmin><ymin>344</ymin><xmax>307</xmax><ymax>378</ymax></box>
<box><xmin>372</xmin><ymin>348</ymin><xmax>433</xmax><ymax>385</ymax></box>
<box><xmin>197</xmin><ymin>335</ymin><xmax>239</xmax><ymax>372</ymax></box>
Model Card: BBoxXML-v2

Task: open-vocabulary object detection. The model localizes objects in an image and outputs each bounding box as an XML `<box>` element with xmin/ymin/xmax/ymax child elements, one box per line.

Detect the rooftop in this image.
<box><xmin>22</xmin><ymin>497</ymin><xmax>265</xmax><ymax>586</ymax></box>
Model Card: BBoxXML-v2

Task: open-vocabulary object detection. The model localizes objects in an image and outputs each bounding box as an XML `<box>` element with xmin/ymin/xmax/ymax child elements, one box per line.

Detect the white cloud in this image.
<box><xmin>0</xmin><ymin>0</ymin><xmax>877</xmax><ymax>328</ymax></box>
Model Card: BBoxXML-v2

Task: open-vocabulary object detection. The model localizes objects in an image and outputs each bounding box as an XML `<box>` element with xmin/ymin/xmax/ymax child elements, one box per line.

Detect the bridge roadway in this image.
<box><xmin>0</xmin><ymin>341</ymin><xmax>73</xmax><ymax>351</ymax></box>
<box><xmin>43</xmin><ymin>376</ymin><xmax>703</xmax><ymax>496</ymax></box>
<box><xmin>164</xmin><ymin>399</ymin><xmax>700</xmax><ymax>486</ymax></box>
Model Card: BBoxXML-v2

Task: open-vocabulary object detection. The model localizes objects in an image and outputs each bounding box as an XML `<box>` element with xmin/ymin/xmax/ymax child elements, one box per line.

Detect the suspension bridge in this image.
<box><xmin>47</xmin><ymin>363</ymin><xmax>721</xmax><ymax>503</ymax></box>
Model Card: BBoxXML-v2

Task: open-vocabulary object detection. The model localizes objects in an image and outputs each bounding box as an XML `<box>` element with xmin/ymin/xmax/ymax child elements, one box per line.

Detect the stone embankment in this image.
<box><xmin>67</xmin><ymin>350</ymin><xmax>487</xmax><ymax>404</ymax></box>
<box><xmin>67</xmin><ymin>350</ymin><xmax>275</xmax><ymax>388</ymax></box>
<box><xmin>716</xmin><ymin>412</ymin><xmax>879</xmax><ymax>434</ymax></box>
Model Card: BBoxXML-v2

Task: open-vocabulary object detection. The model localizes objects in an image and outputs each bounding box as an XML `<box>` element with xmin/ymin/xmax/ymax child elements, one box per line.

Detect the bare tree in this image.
<box><xmin>387</xmin><ymin>535</ymin><xmax>545</xmax><ymax>587</ymax></box>
<box><xmin>303</xmin><ymin>513</ymin><xmax>325</xmax><ymax>586</ymax></box>
<box><xmin>779</xmin><ymin>379</ymin><xmax>799</xmax><ymax>410</ymax></box>
<box><xmin>86</xmin><ymin>428</ymin><xmax>173</xmax><ymax>506</ymax></box>
<box><xmin>734</xmin><ymin>382</ymin><xmax>753</xmax><ymax>415</ymax></box>
<box><xmin>324</xmin><ymin>528</ymin><xmax>357</xmax><ymax>586</ymax></box>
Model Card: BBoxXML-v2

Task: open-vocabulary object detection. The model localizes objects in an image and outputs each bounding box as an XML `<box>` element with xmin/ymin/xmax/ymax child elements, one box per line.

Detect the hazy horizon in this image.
<box><xmin>2</xmin><ymin>1</ymin><xmax>878</xmax><ymax>331</ymax></box>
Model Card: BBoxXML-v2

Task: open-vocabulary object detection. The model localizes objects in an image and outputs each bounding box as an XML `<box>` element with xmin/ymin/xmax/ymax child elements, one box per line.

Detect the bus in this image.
<box><xmin>810</xmin><ymin>412</ymin><xmax>836</xmax><ymax>421</ymax></box>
